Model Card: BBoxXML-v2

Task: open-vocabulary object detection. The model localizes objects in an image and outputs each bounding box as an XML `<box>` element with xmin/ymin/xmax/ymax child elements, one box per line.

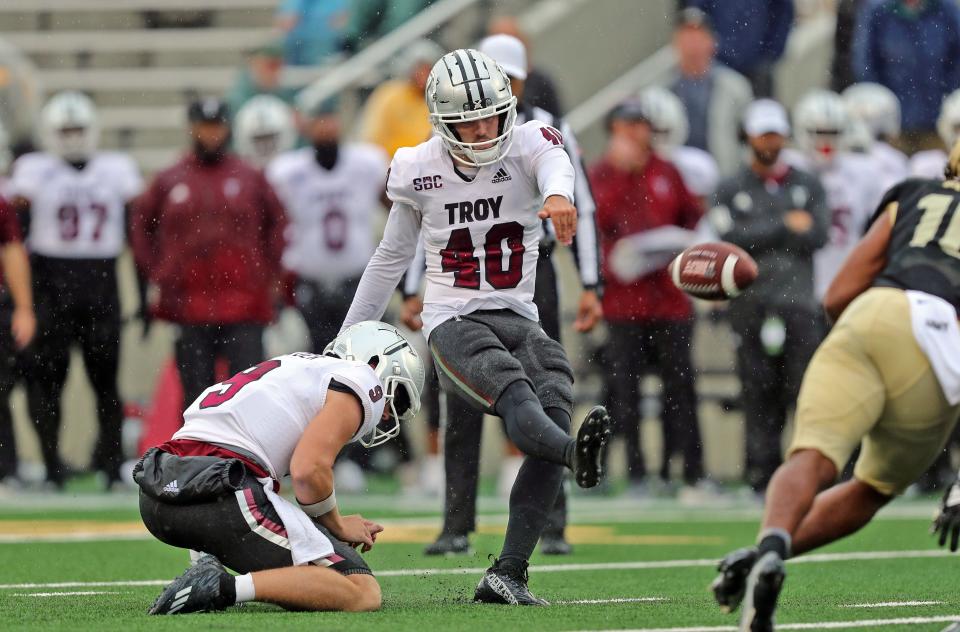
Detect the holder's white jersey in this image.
<box><xmin>9</xmin><ymin>151</ymin><xmax>141</xmax><ymax>258</ymax></box>
<box><xmin>175</xmin><ymin>352</ymin><xmax>386</xmax><ymax>480</ymax></box>
<box><xmin>341</xmin><ymin>120</ymin><xmax>575</xmax><ymax>338</ymax></box>
<box><xmin>267</xmin><ymin>144</ymin><xmax>388</xmax><ymax>285</ymax></box>
<box><xmin>784</xmin><ymin>149</ymin><xmax>880</xmax><ymax>300</ymax></box>
<box><xmin>910</xmin><ymin>149</ymin><xmax>947</xmax><ymax>179</ymax></box>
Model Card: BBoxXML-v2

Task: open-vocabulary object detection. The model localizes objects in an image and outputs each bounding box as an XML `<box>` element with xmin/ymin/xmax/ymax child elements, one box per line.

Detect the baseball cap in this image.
<box><xmin>675</xmin><ymin>7</ymin><xmax>713</xmax><ymax>33</ymax></box>
<box><xmin>743</xmin><ymin>99</ymin><xmax>790</xmax><ymax>137</ymax></box>
<box><xmin>188</xmin><ymin>97</ymin><xmax>229</xmax><ymax>124</ymax></box>
<box><xmin>478</xmin><ymin>34</ymin><xmax>527</xmax><ymax>80</ymax></box>
<box><xmin>607</xmin><ymin>97</ymin><xmax>650</xmax><ymax>125</ymax></box>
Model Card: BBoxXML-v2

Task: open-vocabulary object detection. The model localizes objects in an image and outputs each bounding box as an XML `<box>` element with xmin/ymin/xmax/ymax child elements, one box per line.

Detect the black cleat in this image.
<box><xmin>539</xmin><ymin>532</ymin><xmax>573</xmax><ymax>556</ymax></box>
<box><xmin>573</xmin><ymin>406</ymin><xmax>611</xmax><ymax>489</ymax></box>
<box><xmin>424</xmin><ymin>533</ymin><xmax>472</xmax><ymax>556</ymax></box>
<box><xmin>711</xmin><ymin>546</ymin><xmax>758</xmax><ymax>613</ymax></box>
<box><xmin>474</xmin><ymin>557</ymin><xmax>549</xmax><ymax>606</ymax></box>
<box><xmin>738</xmin><ymin>551</ymin><xmax>786</xmax><ymax>632</ymax></box>
<box><xmin>149</xmin><ymin>555</ymin><xmax>234</xmax><ymax>615</ymax></box>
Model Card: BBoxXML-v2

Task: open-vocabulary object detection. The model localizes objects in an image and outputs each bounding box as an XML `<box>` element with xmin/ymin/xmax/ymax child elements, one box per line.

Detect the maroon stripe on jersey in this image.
<box><xmin>243</xmin><ymin>487</ymin><xmax>288</xmax><ymax>538</ymax></box>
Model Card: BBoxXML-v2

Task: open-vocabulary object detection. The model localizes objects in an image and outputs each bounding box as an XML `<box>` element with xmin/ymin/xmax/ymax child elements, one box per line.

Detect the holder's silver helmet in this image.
<box><xmin>324</xmin><ymin>321</ymin><xmax>425</xmax><ymax>448</ymax></box>
<box><xmin>426</xmin><ymin>48</ymin><xmax>517</xmax><ymax>167</ymax></box>
<box><xmin>234</xmin><ymin>94</ymin><xmax>296</xmax><ymax>168</ymax></box>
<box><xmin>39</xmin><ymin>91</ymin><xmax>99</xmax><ymax>162</ymax></box>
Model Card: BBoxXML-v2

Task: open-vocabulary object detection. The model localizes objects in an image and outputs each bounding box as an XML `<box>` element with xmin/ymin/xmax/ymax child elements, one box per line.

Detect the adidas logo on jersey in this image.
<box><xmin>491</xmin><ymin>167</ymin><xmax>512</xmax><ymax>183</ymax></box>
<box><xmin>162</xmin><ymin>480</ymin><xmax>180</xmax><ymax>495</ymax></box>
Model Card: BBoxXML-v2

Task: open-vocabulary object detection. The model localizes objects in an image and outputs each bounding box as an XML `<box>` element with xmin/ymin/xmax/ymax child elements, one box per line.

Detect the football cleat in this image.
<box><xmin>573</xmin><ymin>406</ymin><xmax>612</xmax><ymax>489</ymax></box>
<box><xmin>424</xmin><ymin>533</ymin><xmax>472</xmax><ymax>556</ymax></box>
<box><xmin>711</xmin><ymin>546</ymin><xmax>759</xmax><ymax>613</ymax></box>
<box><xmin>474</xmin><ymin>557</ymin><xmax>549</xmax><ymax>606</ymax></box>
<box><xmin>738</xmin><ymin>551</ymin><xmax>786</xmax><ymax>632</ymax></box>
<box><xmin>539</xmin><ymin>532</ymin><xmax>573</xmax><ymax>556</ymax></box>
<box><xmin>149</xmin><ymin>555</ymin><xmax>234</xmax><ymax>615</ymax></box>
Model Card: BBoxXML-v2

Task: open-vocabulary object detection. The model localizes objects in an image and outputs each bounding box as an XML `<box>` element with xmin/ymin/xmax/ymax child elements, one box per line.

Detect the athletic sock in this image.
<box><xmin>757</xmin><ymin>527</ymin><xmax>792</xmax><ymax>560</ymax></box>
<box><xmin>233</xmin><ymin>573</ymin><xmax>255</xmax><ymax>603</ymax></box>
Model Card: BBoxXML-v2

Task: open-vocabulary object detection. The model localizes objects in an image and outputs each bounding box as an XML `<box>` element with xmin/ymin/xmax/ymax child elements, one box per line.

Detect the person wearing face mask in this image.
<box><xmin>131</xmin><ymin>97</ymin><xmax>288</xmax><ymax>417</ymax></box>
<box><xmin>9</xmin><ymin>91</ymin><xmax>140</xmax><ymax>490</ymax></box>
<box><xmin>266</xmin><ymin>97</ymin><xmax>388</xmax><ymax>354</ymax></box>
<box><xmin>708</xmin><ymin>99</ymin><xmax>829</xmax><ymax>496</ymax></box>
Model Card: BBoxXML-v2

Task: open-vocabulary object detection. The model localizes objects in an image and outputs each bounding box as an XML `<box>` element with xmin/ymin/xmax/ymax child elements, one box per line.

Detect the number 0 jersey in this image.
<box><xmin>872</xmin><ymin>178</ymin><xmax>960</xmax><ymax>311</ymax></box>
<box><xmin>10</xmin><ymin>151</ymin><xmax>142</xmax><ymax>259</ymax></box>
<box><xmin>174</xmin><ymin>353</ymin><xmax>386</xmax><ymax>480</ymax></box>
<box><xmin>363</xmin><ymin>120</ymin><xmax>575</xmax><ymax>337</ymax></box>
<box><xmin>266</xmin><ymin>144</ymin><xmax>388</xmax><ymax>285</ymax></box>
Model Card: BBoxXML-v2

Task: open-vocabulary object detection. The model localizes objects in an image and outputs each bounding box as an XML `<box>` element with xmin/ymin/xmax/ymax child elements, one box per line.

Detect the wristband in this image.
<box><xmin>298</xmin><ymin>491</ymin><xmax>337</xmax><ymax>517</ymax></box>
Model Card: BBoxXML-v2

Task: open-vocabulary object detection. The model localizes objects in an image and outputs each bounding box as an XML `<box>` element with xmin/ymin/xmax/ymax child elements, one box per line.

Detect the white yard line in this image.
<box><xmin>0</xmin><ymin>549</ymin><xmax>952</xmax><ymax>590</ymax></box>
<box><xmin>557</xmin><ymin>597</ymin><xmax>667</xmax><ymax>605</ymax></box>
<box><xmin>841</xmin><ymin>601</ymin><xmax>943</xmax><ymax>608</ymax></box>
<box><xmin>11</xmin><ymin>591</ymin><xmax>119</xmax><ymax>597</ymax></box>
<box><xmin>581</xmin><ymin>614</ymin><xmax>960</xmax><ymax>631</ymax></box>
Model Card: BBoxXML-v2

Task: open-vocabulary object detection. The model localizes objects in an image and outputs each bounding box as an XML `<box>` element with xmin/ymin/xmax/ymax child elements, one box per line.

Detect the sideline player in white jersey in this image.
<box><xmin>9</xmin><ymin>91</ymin><xmax>142</xmax><ymax>488</ymax></box>
<box><xmin>785</xmin><ymin>90</ymin><xmax>880</xmax><ymax>307</ymax></box>
<box><xmin>140</xmin><ymin>321</ymin><xmax>424</xmax><ymax>615</ymax></box>
<box><xmin>267</xmin><ymin>96</ymin><xmax>388</xmax><ymax>353</ymax></box>
<box><xmin>910</xmin><ymin>89</ymin><xmax>960</xmax><ymax>179</ymax></box>
<box><xmin>341</xmin><ymin>48</ymin><xmax>611</xmax><ymax>605</ymax></box>
<box><xmin>234</xmin><ymin>94</ymin><xmax>297</xmax><ymax>170</ymax></box>
<box><xmin>842</xmin><ymin>82</ymin><xmax>908</xmax><ymax>202</ymax></box>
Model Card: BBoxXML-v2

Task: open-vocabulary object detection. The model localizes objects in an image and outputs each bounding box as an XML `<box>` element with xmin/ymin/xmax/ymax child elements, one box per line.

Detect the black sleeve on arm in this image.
<box><xmin>328</xmin><ymin>379</ymin><xmax>364</xmax><ymax>410</ymax></box>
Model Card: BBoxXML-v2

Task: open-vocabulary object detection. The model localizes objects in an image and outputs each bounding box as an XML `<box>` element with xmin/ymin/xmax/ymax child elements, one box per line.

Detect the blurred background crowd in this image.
<box><xmin>1</xmin><ymin>0</ymin><xmax>959</xmax><ymax>532</ymax></box>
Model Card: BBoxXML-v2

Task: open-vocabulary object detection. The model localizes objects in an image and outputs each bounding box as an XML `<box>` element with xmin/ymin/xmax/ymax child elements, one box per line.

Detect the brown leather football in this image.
<box><xmin>668</xmin><ymin>241</ymin><xmax>758</xmax><ymax>300</ymax></box>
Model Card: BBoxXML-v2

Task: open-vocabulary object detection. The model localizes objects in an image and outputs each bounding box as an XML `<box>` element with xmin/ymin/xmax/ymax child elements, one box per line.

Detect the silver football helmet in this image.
<box><xmin>793</xmin><ymin>89</ymin><xmax>850</xmax><ymax>165</ymax></box>
<box><xmin>39</xmin><ymin>91</ymin><xmax>99</xmax><ymax>162</ymax></box>
<box><xmin>637</xmin><ymin>86</ymin><xmax>689</xmax><ymax>153</ymax></box>
<box><xmin>938</xmin><ymin>89</ymin><xmax>960</xmax><ymax>149</ymax></box>
<box><xmin>324</xmin><ymin>321</ymin><xmax>425</xmax><ymax>448</ymax></box>
<box><xmin>234</xmin><ymin>95</ymin><xmax>296</xmax><ymax>168</ymax></box>
<box><xmin>842</xmin><ymin>82</ymin><xmax>901</xmax><ymax>141</ymax></box>
<box><xmin>426</xmin><ymin>48</ymin><xmax>517</xmax><ymax>167</ymax></box>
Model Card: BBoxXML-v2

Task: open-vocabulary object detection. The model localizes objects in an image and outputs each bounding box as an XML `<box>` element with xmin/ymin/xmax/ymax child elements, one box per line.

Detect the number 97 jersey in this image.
<box><xmin>387</xmin><ymin>120</ymin><xmax>575</xmax><ymax>336</ymax></box>
<box><xmin>9</xmin><ymin>151</ymin><xmax>142</xmax><ymax>259</ymax></box>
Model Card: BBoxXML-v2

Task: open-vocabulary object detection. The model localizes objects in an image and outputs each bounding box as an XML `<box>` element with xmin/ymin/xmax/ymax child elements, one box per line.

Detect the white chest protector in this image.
<box><xmin>267</xmin><ymin>144</ymin><xmax>388</xmax><ymax>285</ymax></box>
<box><xmin>175</xmin><ymin>353</ymin><xmax>386</xmax><ymax>479</ymax></box>
<box><xmin>387</xmin><ymin>121</ymin><xmax>574</xmax><ymax>336</ymax></box>
<box><xmin>10</xmin><ymin>151</ymin><xmax>142</xmax><ymax>258</ymax></box>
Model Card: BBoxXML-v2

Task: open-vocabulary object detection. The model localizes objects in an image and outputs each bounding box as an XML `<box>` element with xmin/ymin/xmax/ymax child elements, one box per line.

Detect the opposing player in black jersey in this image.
<box><xmin>713</xmin><ymin>144</ymin><xmax>960</xmax><ymax>631</ymax></box>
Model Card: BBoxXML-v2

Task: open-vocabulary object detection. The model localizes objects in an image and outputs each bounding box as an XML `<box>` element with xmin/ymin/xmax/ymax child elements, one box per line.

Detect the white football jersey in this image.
<box><xmin>10</xmin><ymin>151</ymin><xmax>141</xmax><ymax>258</ymax></box>
<box><xmin>267</xmin><ymin>144</ymin><xmax>388</xmax><ymax>285</ymax></box>
<box><xmin>668</xmin><ymin>145</ymin><xmax>719</xmax><ymax>198</ymax></box>
<box><xmin>175</xmin><ymin>352</ymin><xmax>386</xmax><ymax>480</ymax></box>
<box><xmin>867</xmin><ymin>142</ymin><xmax>909</xmax><ymax>208</ymax></box>
<box><xmin>385</xmin><ymin>121</ymin><xmax>574</xmax><ymax>337</ymax></box>
<box><xmin>785</xmin><ymin>150</ymin><xmax>880</xmax><ymax>300</ymax></box>
<box><xmin>910</xmin><ymin>149</ymin><xmax>947</xmax><ymax>179</ymax></box>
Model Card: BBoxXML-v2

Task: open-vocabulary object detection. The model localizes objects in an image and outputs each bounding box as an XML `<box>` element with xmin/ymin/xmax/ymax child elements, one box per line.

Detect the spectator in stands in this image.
<box><xmin>357</xmin><ymin>38</ymin><xmax>444</xmax><ymax>159</ymax></box>
<box><xmin>589</xmin><ymin>97</ymin><xmax>707</xmax><ymax>498</ymax></box>
<box><xmin>226</xmin><ymin>42</ymin><xmax>297</xmax><ymax>115</ymax></box>
<box><xmin>487</xmin><ymin>15</ymin><xmax>564</xmax><ymax>116</ymax></box>
<box><xmin>275</xmin><ymin>0</ymin><xmax>348</xmax><ymax>66</ymax></box>
<box><xmin>830</xmin><ymin>0</ymin><xmax>867</xmax><ymax>92</ymax></box>
<box><xmin>666</xmin><ymin>8</ymin><xmax>753</xmax><ymax>177</ymax></box>
<box><xmin>339</xmin><ymin>0</ymin><xmax>435</xmax><ymax>53</ymax></box>
<box><xmin>853</xmin><ymin>0</ymin><xmax>960</xmax><ymax>152</ymax></box>
<box><xmin>708</xmin><ymin>99</ymin><xmax>828</xmax><ymax>493</ymax></box>
<box><xmin>682</xmin><ymin>0</ymin><xmax>794</xmax><ymax>98</ymax></box>
<box><xmin>132</xmin><ymin>98</ymin><xmax>287</xmax><ymax>413</ymax></box>
<box><xmin>0</xmin><ymin>188</ymin><xmax>34</xmax><ymax>488</ymax></box>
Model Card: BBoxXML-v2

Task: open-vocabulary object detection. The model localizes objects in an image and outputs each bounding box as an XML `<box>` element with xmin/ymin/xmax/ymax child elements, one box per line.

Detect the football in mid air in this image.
<box><xmin>669</xmin><ymin>241</ymin><xmax>758</xmax><ymax>300</ymax></box>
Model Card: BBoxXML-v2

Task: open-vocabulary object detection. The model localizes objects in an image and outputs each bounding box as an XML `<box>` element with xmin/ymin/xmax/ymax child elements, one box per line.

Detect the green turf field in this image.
<box><xmin>1</xmin><ymin>487</ymin><xmax>958</xmax><ymax>631</ymax></box>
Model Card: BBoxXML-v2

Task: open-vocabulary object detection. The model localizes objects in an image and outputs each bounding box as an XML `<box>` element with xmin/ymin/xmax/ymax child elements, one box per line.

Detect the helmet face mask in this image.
<box><xmin>426</xmin><ymin>49</ymin><xmax>518</xmax><ymax>167</ymax></box>
<box><xmin>40</xmin><ymin>91</ymin><xmax>99</xmax><ymax>162</ymax></box>
<box><xmin>323</xmin><ymin>321</ymin><xmax>425</xmax><ymax>449</ymax></box>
